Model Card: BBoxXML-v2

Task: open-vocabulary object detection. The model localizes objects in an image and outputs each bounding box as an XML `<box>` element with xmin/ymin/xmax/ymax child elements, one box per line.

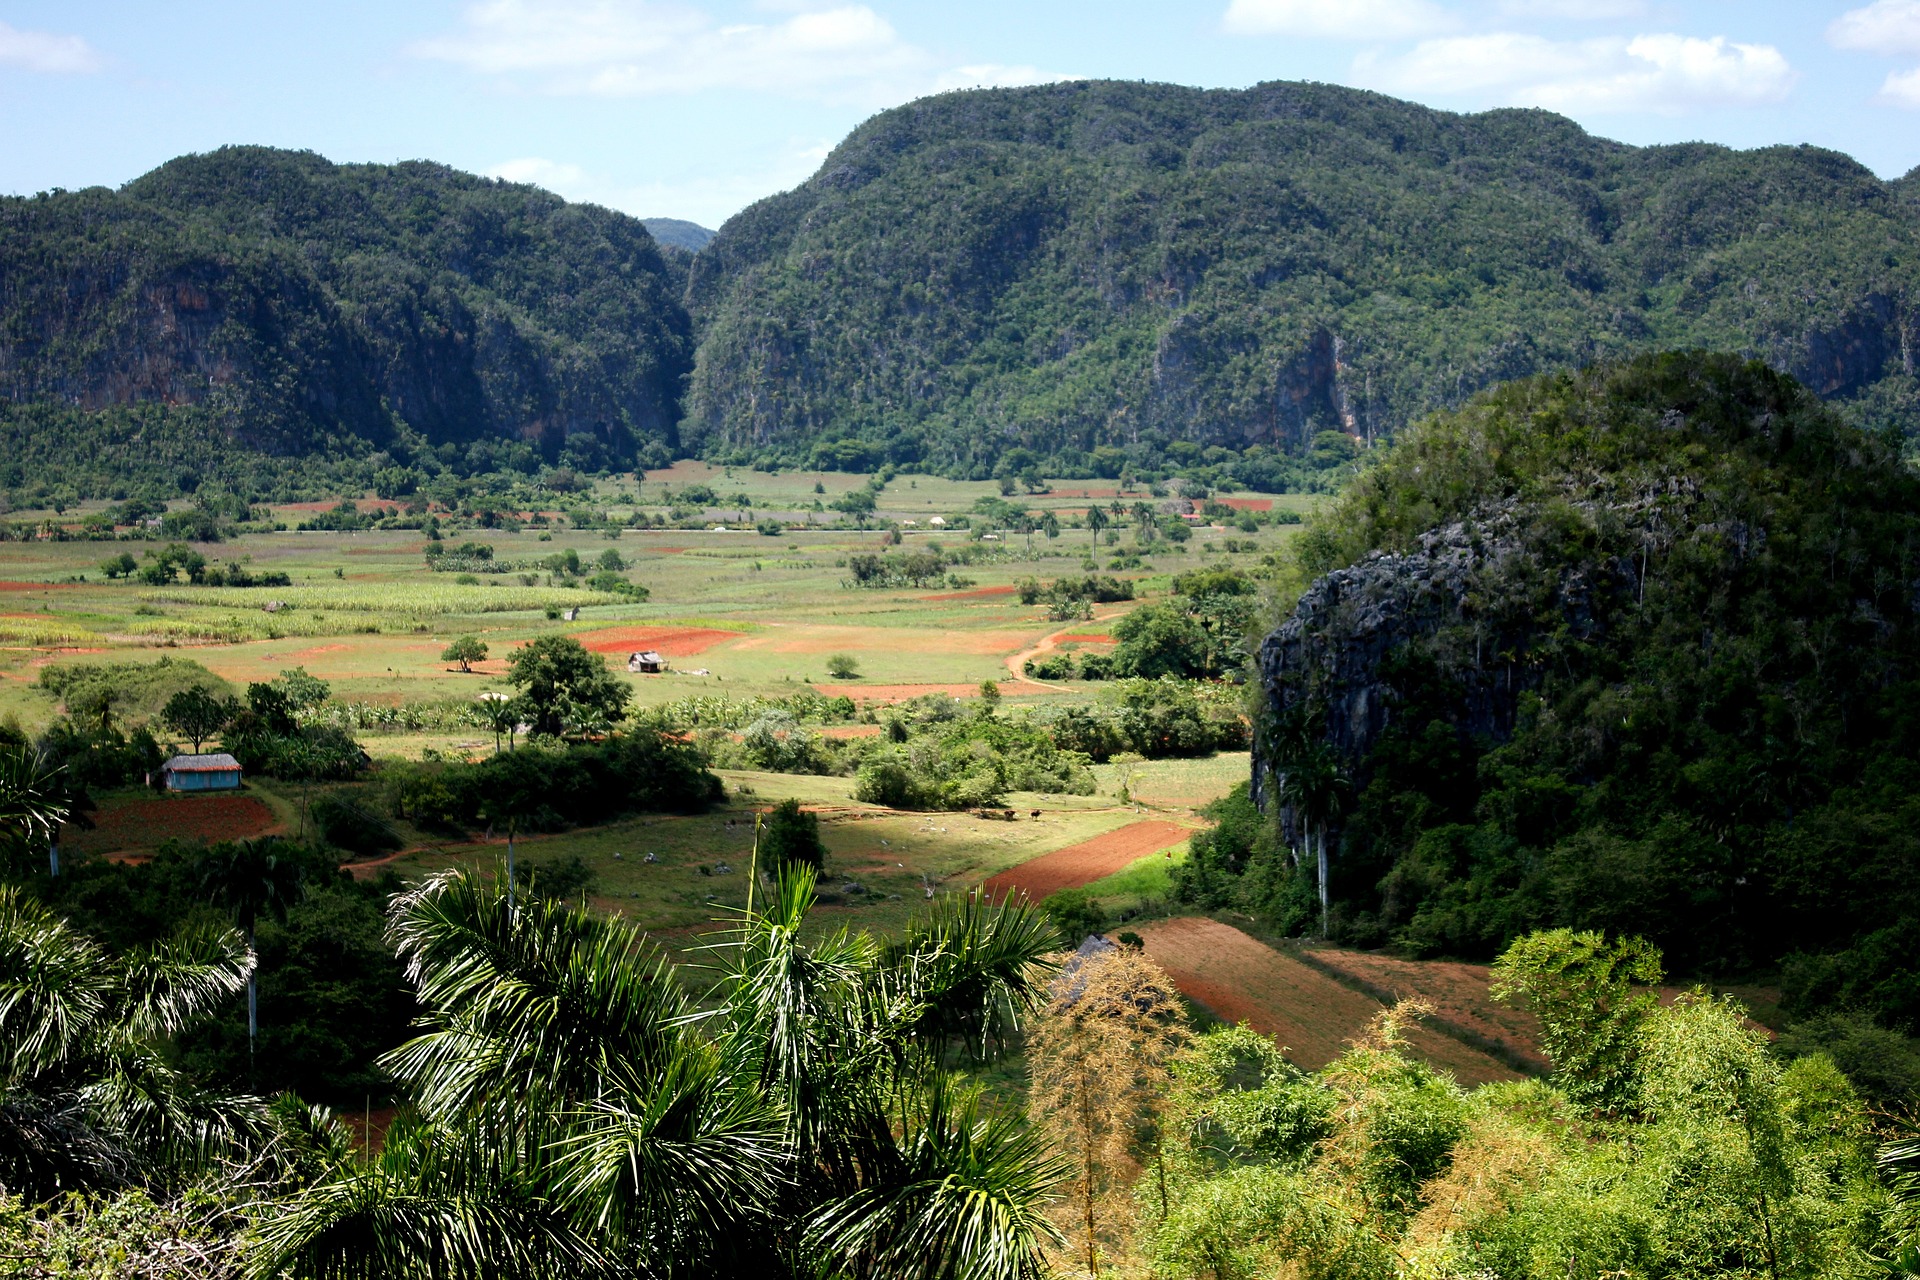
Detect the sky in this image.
<box><xmin>4</xmin><ymin>1</ymin><xmax>1920</xmax><ymax>230</ymax></box>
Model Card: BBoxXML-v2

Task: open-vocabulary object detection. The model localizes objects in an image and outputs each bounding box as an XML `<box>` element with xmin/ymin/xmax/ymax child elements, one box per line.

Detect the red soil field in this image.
<box><xmin>0</xmin><ymin>581</ymin><xmax>81</xmax><ymax>592</ymax></box>
<box><xmin>1055</xmin><ymin>633</ymin><xmax>1114</xmax><ymax>644</ymax></box>
<box><xmin>981</xmin><ymin>819</ymin><xmax>1193</xmax><ymax>902</ymax></box>
<box><xmin>1214</xmin><ymin>497</ymin><xmax>1275</xmax><ymax>512</ymax></box>
<box><xmin>1307</xmin><ymin>949</ymin><xmax>1549</xmax><ymax>1073</ymax></box>
<box><xmin>1134</xmin><ymin>918</ymin><xmax>1522</xmax><ymax>1085</ymax></box>
<box><xmin>921</xmin><ymin>584</ymin><xmax>1017</xmax><ymax>601</ymax></box>
<box><xmin>818</xmin><ymin>723</ymin><xmax>884</xmax><ymax>739</ymax></box>
<box><xmin>572</xmin><ymin>625</ymin><xmax>742</xmax><ymax>657</ymax></box>
<box><xmin>63</xmin><ymin>794</ymin><xmax>281</xmax><ymax>854</ymax></box>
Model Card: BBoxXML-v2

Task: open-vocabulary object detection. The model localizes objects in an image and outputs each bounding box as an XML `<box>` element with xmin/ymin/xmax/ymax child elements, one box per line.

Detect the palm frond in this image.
<box><xmin>550</xmin><ymin>1039</ymin><xmax>787</xmax><ymax>1262</ymax></box>
<box><xmin>246</xmin><ymin>1119</ymin><xmax>614</xmax><ymax>1280</ymax></box>
<box><xmin>117</xmin><ymin>921</ymin><xmax>253</xmax><ymax>1040</ymax></box>
<box><xmin>805</xmin><ymin>1084</ymin><xmax>1067</xmax><ymax>1280</ymax></box>
<box><xmin>0</xmin><ymin>886</ymin><xmax>113</xmax><ymax>1081</ymax></box>
<box><xmin>383</xmin><ymin>870</ymin><xmax>689</xmax><ymax>1119</ymax></box>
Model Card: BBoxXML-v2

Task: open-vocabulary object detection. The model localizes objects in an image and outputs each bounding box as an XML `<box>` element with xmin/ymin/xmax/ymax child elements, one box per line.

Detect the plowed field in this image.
<box><xmin>1134</xmin><ymin>917</ymin><xmax>1522</xmax><ymax>1085</ymax></box>
<box><xmin>1307</xmin><ymin>948</ymin><xmax>1548</xmax><ymax>1073</ymax></box>
<box><xmin>64</xmin><ymin>794</ymin><xmax>281</xmax><ymax>854</ymax></box>
<box><xmin>981</xmin><ymin>819</ymin><xmax>1192</xmax><ymax>902</ymax></box>
<box><xmin>572</xmin><ymin>625</ymin><xmax>743</xmax><ymax>656</ymax></box>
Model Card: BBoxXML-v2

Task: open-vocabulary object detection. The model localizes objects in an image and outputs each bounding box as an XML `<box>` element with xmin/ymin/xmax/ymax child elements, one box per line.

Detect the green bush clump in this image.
<box><xmin>384</xmin><ymin>731</ymin><xmax>722</xmax><ymax>833</ymax></box>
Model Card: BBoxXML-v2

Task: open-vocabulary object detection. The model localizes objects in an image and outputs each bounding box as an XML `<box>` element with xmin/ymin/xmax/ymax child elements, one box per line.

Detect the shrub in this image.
<box><xmin>311</xmin><ymin>795</ymin><xmax>402</xmax><ymax>857</ymax></box>
<box><xmin>759</xmin><ymin>798</ymin><xmax>826</xmax><ymax>873</ymax></box>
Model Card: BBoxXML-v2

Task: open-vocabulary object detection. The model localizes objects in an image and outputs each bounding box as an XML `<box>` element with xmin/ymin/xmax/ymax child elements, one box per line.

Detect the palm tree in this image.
<box><xmin>247</xmin><ymin>867</ymin><xmax>1067</xmax><ymax>1279</ymax></box>
<box><xmin>0</xmin><ymin>746</ymin><xmax>69</xmax><ymax>878</ymax></box>
<box><xmin>200</xmin><ymin>838</ymin><xmax>306</xmax><ymax>1075</ymax></box>
<box><xmin>1279</xmin><ymin>743</ymin><xmax>1351</xmax><ymax>937</ymax></box>
<box><xmin>1085</xmin><ymin>505</ymin><xmax>1108</xmax><ymax>547</ymax></box>
<box><xmin>0</xmin><ymin>886</ymin><xmax>260</xmax><ymax>1198</ymax></box>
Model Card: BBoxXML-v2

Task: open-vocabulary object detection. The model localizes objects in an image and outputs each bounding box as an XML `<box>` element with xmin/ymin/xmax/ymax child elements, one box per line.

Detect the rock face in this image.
<box><xmin>1253</xmin><ymin>505</ymin><xmax>1638</xmax><ymax>817</ymax></box>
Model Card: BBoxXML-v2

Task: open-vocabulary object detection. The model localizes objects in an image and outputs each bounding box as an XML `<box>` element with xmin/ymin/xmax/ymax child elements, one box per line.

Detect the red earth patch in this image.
<box><xmin>572</xmin><ymin>625</ymin><xmax>743</xmax><ymax>657</ymax></box>
<box><xmin>981</xmin><ymin>819</ymin><xmax>1193</xmax><ymax>902</ymax></box>
<box><xmin>63</xmin><ymin>793</ymin><xmax>281</xmax><ymax>854</ymax></box>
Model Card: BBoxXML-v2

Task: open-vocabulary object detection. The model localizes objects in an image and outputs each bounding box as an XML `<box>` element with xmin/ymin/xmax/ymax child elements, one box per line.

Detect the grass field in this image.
<box><xmin>0</xmin><ymin>468</ymin><xmax>1313</xmax><ymax>740</ymax></box>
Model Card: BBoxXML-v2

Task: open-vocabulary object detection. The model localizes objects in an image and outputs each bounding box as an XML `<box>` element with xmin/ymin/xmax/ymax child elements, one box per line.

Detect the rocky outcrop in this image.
<box><xmin>1253</xmin><ymin>504</ymin><xmax>1640</xmax><ymax>814</ymax></box>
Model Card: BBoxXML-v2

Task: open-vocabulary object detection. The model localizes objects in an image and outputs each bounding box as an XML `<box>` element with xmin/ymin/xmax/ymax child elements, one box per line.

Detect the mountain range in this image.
<box><xmin>4</xmin><ymin>81</ymin><xmax>1919</xmax><ymax>494</ymax></box>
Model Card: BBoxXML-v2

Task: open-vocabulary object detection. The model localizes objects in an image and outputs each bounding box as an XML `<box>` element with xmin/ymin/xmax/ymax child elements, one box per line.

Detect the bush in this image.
<box><xmin>311</xmin><ymin>794</ymin><xmax>402</xmax><ymax>856</ymax></box>
<box><xmin>383</xmin><ymin>731</ymin><xmax>722</xmax><ymax>833</ymax></box>
<box><xmin>759</xmin><ymin>798</ymin><xmax>826</xmax><ymax>873</ymax></box>
<box><xmin>1040</xmin><ymin>887</ymin><xmax>1108</xmax><ymax>942</ymax></box>
<box><xmin>825</xmin><ymin>653</ymin><xmax>861</xmax><ymax>679</ymax></box>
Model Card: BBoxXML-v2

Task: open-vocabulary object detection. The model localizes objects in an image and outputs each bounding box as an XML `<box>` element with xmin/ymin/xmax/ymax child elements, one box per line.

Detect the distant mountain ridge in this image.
<box><xmin>5</xmin><ymin>83</ymin><xmax>1920</xmax><ymax>497</ymax></box>
<box><xmin>0</xmin><ymin>146</ymin><xmax>691</xmax><ymax>486</ymax></box>
<box><xmin>642</xmin><ymin>218</ymin><xmax>716</xmax><ymax>253</ymax></box>
<box><xmin>684</xmin><ymin>79</ymin><xmax>1920</xmax><ymax>474</ymax></box>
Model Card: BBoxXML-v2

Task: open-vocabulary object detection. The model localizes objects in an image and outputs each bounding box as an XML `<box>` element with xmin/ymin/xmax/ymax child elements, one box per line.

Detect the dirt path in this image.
<box><xmin>1003</xmin><ymin>607</ymin><xmax>1129</xmax><ymax>689</ymax></box>
<box><xmin>980</xmin><ymin>819</ymin><xmax>1193</xmax><ymax>902</ymax></box>
<box><xmin>1133</xmin><ymin>917</ymin><xmax>1523</xmax><ymax>1085</ymax></box>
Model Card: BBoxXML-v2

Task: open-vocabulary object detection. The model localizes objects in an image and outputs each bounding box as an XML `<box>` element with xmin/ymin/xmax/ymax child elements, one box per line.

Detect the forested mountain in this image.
<box><xmin>1222</xmin><ymin>352</ymin><xmax>1920</xmax><ymax>1030</ymax></box>
<box><xmin>0</xmin><ymin>147</ymin><xmax>691</xmax><ymax>492</ymax></box>
<box><xmin>686</xmin><ymin>80</ymin><xmax>1920</xmax><ymax>475</ymax></box>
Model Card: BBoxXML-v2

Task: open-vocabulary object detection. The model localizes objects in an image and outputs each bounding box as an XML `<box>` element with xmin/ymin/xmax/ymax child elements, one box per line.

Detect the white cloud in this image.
<box><xmin>1496</xmin><ymin>0</ymin><xmax>1643</xmax><ymax>17</ymax></box>
<box><xmin>929</xmin><ymin>63</ymin><xmax>1081</xmax><ymax>93</ymax></box>
<box><xmin>1358</xmin><ymin>31</ymin><xmax>1796</xmax><ymax>114</ymax></box>
<box><xmin>0</xmin><ymin>21</ymin><xmax>102</xmax><ymax>73</ymax></box>
<box><xmin>485</xmin><ymin>143</ymin><xmax>835</xmax><ymax>226</ymax></box>
<box><xmin>1879</xmin><ymin>64</ymin><xmax>1920</xmax><ymax>107</ymax></box>
<box><xmin>417</xmin><ymin>0</ymin><xmax>932</xmax><ymax>100</ymax></box>
<box><xmin>1221</xmin><ymin>0</ymin><xmax>1456</xmax><ymax>41</ymax></box>
<box><xmin>1829</xmin><ymin>1</ymin><xmax>1920</xmax><ymax>55</ymax></box>
<box><xmin>487</xmin><ymin>157</ymin><xmax>592</xmax><ymax>188</ymax></box>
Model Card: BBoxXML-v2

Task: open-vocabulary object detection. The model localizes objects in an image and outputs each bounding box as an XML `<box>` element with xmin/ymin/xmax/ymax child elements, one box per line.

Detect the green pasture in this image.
<box><xmin>0</xmin><ymin>476</ymin><xmax>1304</xmax><ymax>737</ymax></box>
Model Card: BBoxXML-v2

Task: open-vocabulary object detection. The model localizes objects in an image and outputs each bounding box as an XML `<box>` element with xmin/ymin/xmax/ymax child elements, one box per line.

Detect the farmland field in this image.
<box><xmin>1132</xmin><ymin>917</ymin><xmax>1525</xmax><ymax>1085</ymax></box>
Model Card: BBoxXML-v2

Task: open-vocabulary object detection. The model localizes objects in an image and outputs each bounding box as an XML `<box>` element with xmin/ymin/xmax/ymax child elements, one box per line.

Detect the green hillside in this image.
<box><xmin>686</xmin><ymin>80</ymin><xmax>1920</xmax><ymax>476</ymax></box>
<box><xmin>1212</xmin><ymin>352</ymin><xmax>1920</xmax><ymax>1031</ymax></box>
<box><xmin>0</xmin><ymin>147</ymin><xmax>691</xmax><ymax>495</ymax></box>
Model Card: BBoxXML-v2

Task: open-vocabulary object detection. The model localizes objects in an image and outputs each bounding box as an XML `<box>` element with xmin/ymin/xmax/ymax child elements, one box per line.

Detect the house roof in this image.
<box><xmin>161</xmin><ymin>753</ymin><xmax>241</xmax><ymax>772</ymax></box>
<box><xmin>630</xmin><ymin>651</ymin><xmax>664</xmax><ymax>662</ymax></box>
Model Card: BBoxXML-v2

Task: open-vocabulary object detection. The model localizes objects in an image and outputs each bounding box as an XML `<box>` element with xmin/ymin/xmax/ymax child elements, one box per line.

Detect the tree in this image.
<box><xmin>162</xmin><ymin>686</ymin><xmax>236</xmax><ymax>754</ymax></box>
<box><xmin>246</xmin><ymin>868</ymin><xmax>1067</xmax><ymax>1279</ymax></box>
<box><xmin>0</xmin><ymin>885</ymin><xmax>257</xmax><ymax>1198</ymax></box>
<box><xmin>1027</xmin><ymin>943</ymin><xmax>1190</xmax><ymax>1276</ymax></box>
<box><xmin>1277</xmin><ymin>742</ymin><xmax>1350</xmax><ymax>937</ymax></box>
<box><xmin>0</xmin><ymin>746</ymin><xmax>69</xmax><ymax>877</ymax></box>
<box><xmin>199</xmin><ymin>838</ymin><xmax>307</xmax><ymax>1075</ymax></box>
<box><xmin>441</xmin><ymin>635</ymin><xmax>489</xmax><ymax>673</ymax></box>
<box><xmin>506</xmin><ymin>635</ymin><xmax>631</xmax><ymax>737</ymax></box>
<box><xmin>98</xmin><ymin>551</ymin><xmax>138</xmax><ymax>579</ymax></box>
<box><xmin>1491</xmin><ymin>929</ymin><xmax>1665</xmax><ymax>1111</ymax></box>
<box><xmin>1085</xmin><ymin>505</ymin><xmax>1108</xmax><ymax>546</ymax></box>
<box><xmin>477</xmin><ymin>691</ymin><xmax>522</xmax><ymax>753</ymax></box>
<box><xmin>1040</xmin><ymin>512</ymin><xmax>1060</xmax><ymax>544</ymax></box>
<box><xmin>271</xmin><ymin>667</ymin><xmax>330</xmax><ymax>713</ymax></box>
<box><xmin>826</xmin><ymin>652</ymin><xmax>861</xmax><ymax>680</ymax></box>
<box><xmin>758</xmin><ymin>798</ymin><xmax>826</xmax><ymax>874</ymax></box>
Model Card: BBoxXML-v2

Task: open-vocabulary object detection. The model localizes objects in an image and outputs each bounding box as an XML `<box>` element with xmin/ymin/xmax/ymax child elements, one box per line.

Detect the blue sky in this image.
<box><xmin>4</xmin><ymin>1</ymin><xmax>1920</xmax><ymax>228</ymax></box>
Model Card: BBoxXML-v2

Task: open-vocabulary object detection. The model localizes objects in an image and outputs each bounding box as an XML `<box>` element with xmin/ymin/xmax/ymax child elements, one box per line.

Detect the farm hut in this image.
<box><xmin>928</xmin><ymin>516</ymin><xmax>947</xmax><ymax>527</ymax></box>
<box><xmin>160</xmin><ymin>753</ymin><xmax>243</xmax><ymax>792</ymax></box>
<box><xmin>628</xmin><ymin>650</ymin><xmax>667</xmax><ymax>674</ymax></box>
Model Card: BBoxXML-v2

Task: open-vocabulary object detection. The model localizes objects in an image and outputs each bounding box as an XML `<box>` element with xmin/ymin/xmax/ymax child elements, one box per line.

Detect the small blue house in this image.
<box><xmin>160</xmin><ymin>753</ymin><xmax>243</xmax><ymax>792</ymax></box>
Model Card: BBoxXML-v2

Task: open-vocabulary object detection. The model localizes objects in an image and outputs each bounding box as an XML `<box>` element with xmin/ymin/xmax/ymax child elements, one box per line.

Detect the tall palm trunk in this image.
<box><xmin>1316</xmin><ymin>824</ymin><xmax>1329</xmax><ymax>937</ymax></box>
<box><xmin>246</xmin><ymin>924</ymin><xmax>258</xmax><ymax>1077</ymax></box>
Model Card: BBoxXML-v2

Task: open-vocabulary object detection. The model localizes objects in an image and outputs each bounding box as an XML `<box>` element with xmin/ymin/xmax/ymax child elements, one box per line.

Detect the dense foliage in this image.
<box><xmin>1</xmin><ymin>146</ymin><xmax>690</xmax><ymax>497</ymax></box>
<box><xmin>687</xmin><ymin>81</ymin><xmax>1920</xmax><ymax>476</ymax></box>
<box><xmin>1241</xmin><ymin>353</ymin><xmax>1920</xmax><ymax>1034</ymax></box>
